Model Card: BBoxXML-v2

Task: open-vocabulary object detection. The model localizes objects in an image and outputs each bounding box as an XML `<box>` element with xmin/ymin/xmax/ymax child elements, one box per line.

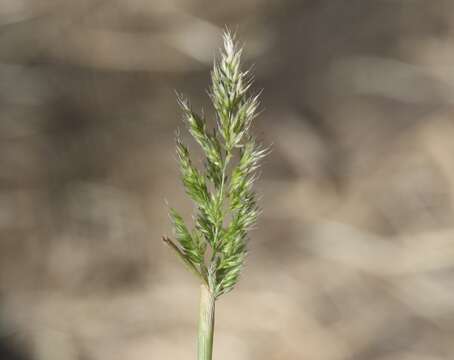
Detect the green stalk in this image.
<box><xmin>198</xmin><ymin>284</ymin><xmax>215</xmax><ymax>360</ymax></box>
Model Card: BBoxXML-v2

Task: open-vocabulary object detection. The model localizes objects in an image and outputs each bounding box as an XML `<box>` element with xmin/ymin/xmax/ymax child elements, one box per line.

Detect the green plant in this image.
<box><xmin>163</xmin><ymin>30</ymin><xmax>267</xmax><ymax>360</ymax></box>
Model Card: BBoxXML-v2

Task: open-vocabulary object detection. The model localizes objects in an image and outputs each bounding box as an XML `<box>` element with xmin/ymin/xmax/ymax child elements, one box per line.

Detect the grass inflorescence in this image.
<box><xmin>163</xmin><ymin>29</ymin><xmax>267</xmax><ymax>360</ymax></box>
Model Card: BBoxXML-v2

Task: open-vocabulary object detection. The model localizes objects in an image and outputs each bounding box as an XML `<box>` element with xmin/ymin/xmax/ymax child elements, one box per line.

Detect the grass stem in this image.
<box><xmin>198</xmin><ymin>284</ymin><xmax>215</xmax><ymax>360</ymax></box>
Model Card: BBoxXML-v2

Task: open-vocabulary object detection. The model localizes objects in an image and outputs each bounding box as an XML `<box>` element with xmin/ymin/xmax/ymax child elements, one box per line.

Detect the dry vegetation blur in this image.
<box><xmin>1</xmin><ymin>1</ymin><xmax>454</xmax><ymax>359</ymax></box>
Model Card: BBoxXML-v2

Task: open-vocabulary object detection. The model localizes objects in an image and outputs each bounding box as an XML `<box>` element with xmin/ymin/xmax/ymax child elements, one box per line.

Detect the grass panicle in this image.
<box><xmin>163</xmin><ymin>29</ymin><xmax>267</xmax><ymax>360</ymax></box>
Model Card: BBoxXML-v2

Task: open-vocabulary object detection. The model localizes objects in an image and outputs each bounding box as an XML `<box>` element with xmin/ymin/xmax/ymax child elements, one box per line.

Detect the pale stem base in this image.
<box><xmin>198</xmin><ymin>284</ymin><xmax>215</xmax><ymax>360</ymax></box>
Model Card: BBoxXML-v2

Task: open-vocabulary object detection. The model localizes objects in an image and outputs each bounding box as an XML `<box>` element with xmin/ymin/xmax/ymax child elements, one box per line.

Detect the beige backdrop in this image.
<box><xmin>1</xmin><ymin>1</ymin><xmax>454</xmax><ymax>359</ymax></box>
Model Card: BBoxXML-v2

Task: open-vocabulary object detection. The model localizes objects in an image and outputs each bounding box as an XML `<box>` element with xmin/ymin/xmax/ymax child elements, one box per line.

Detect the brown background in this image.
<box><xmin>1</xmin><ymin>1</ymin><xmax>454</xmax><ymax>359</ymax></box>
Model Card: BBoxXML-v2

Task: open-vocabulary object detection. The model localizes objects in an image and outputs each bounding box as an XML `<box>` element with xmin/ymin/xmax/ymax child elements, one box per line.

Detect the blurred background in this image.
<box><xmin>1</xmin><ymin>0</ymin><xmax>454</xmax><ymax>359</ymax></box>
